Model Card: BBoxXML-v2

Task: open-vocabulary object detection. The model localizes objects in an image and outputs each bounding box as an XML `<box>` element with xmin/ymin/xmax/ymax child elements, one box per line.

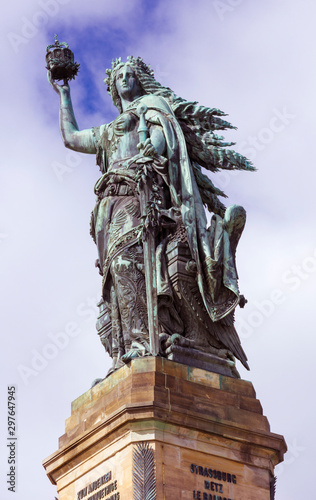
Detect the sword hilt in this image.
<box><xmin>137</xmin><ymin>103</ymin><xmax>149</xmax><ymax>144</ymax></box>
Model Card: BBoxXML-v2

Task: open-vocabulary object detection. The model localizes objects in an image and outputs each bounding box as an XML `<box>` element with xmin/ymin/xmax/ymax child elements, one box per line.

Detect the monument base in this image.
<box><xmin>165</xmin><ymin>345</ymin><xmax>240</xmax><ymax>378</ymax></box>
<box><xmin>43</xmin><ymin>358</ymin><xmax>286</xmax><ymax>500</ymax></box>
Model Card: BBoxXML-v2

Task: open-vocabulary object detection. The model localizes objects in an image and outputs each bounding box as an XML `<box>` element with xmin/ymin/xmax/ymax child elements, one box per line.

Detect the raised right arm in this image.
<box><xmin>48</xmin><ymin>72</ymin><xmax>98</xmax><ymax>154</ymax></box>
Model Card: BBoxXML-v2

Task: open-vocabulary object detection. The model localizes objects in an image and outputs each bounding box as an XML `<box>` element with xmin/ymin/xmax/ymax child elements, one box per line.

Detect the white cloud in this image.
<box><xmin>1</xmin><ymin>1</ymin><xmax>315</xmax><ymax>498</ymax></box>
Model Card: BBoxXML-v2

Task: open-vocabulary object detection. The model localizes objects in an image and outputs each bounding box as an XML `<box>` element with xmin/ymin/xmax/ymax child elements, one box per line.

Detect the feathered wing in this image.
<box><xmin>171</xmin><ymin>99</ymin><xmax>255</xmax><ymax>215</ymax></box>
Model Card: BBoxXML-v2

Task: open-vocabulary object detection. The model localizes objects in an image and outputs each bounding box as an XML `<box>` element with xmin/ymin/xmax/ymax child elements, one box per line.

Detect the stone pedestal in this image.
<box><xmin>43</xmin><ymin>358</ymin><xmax>286</xmax><ymax>500</ymax></box>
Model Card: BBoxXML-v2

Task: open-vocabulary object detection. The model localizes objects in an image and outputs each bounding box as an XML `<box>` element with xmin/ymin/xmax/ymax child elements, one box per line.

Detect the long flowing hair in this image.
<box><xmin>105</xmin><ymin>57</ymin><xmax>255</xmax><ymax>216</ymax></box>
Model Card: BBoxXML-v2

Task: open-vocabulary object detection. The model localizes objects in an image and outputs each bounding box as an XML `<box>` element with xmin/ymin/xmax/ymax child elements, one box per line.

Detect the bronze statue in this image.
<box><xmin>48</xmin><ymin>54</ymin><xmax>254</xmax><ymax>377</ymax></box>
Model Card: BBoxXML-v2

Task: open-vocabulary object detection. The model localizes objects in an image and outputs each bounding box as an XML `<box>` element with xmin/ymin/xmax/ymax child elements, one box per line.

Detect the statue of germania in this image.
<box><xmin>48</xmin><ymin>51</ymin><xmax>255</xmax><ymax>378</ymax></box>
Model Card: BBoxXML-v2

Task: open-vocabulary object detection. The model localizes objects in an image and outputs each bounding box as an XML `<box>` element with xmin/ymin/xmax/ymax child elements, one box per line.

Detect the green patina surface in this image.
<box><xmin>48</xmin><ymin>50</ymin><xmax>255</xmax><ymax>378</ymax></box>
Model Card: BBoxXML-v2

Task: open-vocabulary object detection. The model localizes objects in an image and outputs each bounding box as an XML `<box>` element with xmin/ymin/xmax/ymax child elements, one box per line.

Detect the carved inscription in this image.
<box><xmin>77</xmin><ymin>471</ymin><xmax>120</xmax><ymax>500</ymax></box>
<box><xmin>191</xmin><ymin>464</ymin><xmax>236</xmax><ymax>500</ymax></box>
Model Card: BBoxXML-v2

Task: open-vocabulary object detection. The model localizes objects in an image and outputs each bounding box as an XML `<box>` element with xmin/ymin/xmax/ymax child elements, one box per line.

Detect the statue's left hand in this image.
<box><xmin>137</xmin><ymin>138</ymin><xmax>158</xmax><ymax>158</ymax></box>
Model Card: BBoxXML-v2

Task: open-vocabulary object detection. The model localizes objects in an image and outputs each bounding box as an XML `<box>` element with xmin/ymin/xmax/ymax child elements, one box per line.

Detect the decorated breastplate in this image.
<box><xmin>106</xmin><ymin>111</ymin><xmax>139</xmax><ymax>158</ymax></box>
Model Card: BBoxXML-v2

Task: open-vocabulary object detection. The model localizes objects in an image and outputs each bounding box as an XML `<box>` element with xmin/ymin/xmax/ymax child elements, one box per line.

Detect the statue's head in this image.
<box><xmin>113</xmin><ymin>63</ymin><xmax>144</xmax><ymax>104</ymax></box>
<box><xmin>104</xmin><ymin>56</ymin><xmax>170</xmax><ymax>113</ymax></box>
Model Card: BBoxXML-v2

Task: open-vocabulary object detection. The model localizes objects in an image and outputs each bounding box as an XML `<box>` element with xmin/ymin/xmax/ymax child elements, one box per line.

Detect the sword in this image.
<box><xmin>136</xmin><ymin>103</ymin><xmax>159</xmax><ymax>356</ymax></box>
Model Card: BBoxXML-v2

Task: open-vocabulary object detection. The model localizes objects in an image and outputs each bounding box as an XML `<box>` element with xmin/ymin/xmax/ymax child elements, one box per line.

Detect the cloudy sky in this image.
<box><xmin>1</xmin><ymin>0</ymin><xmax>315</xmax><ymax>498</ymax></box>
